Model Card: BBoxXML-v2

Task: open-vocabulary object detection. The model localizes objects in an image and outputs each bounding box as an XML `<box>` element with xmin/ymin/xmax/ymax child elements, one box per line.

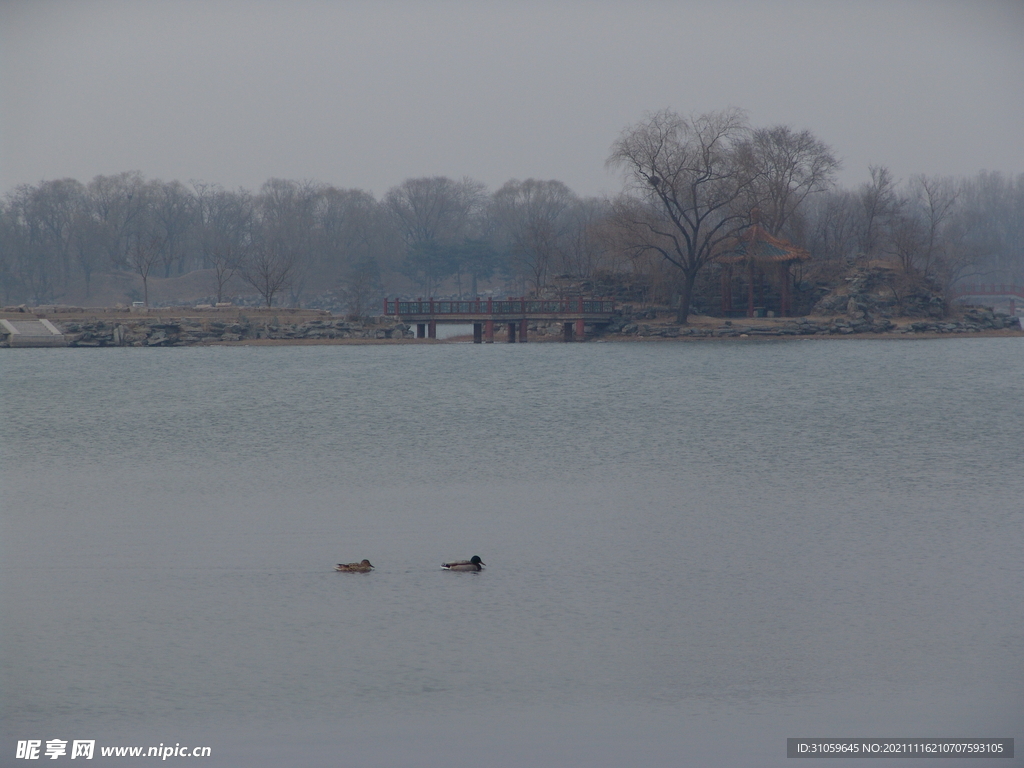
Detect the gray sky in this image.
<box><xmin>2</xmin><ymin>0</ymin><xmax>1022</xmax><ymax>199</ymax></box>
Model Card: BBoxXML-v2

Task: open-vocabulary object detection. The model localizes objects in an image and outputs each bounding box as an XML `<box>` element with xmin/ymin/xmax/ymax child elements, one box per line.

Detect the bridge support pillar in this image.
<box><xmin>519</xmin><ymin>319</ymin><xmax>528</xmax><ymax>343</ymax></box>
<box><xmin>563</xmin><ymin>322</ymin><xmax>573</xmax><ymax>342</ymax></box>
<box><xmin>417</xmin><ymin>323</ymin><xmax>426</xmax><ymax>339</ymax></box>
<box><xmin>575</xmin><ymin>318</ymin><xmax>585</xmax><ymax>341</ymax></box>
<box><xmin>485</xmin><ymin>320</ymin><xmax>494</xmax><ymax>343</ymax></box>
<box><xmin>428</xmin><ymin>321</ymin><xmax>436</xmax><ymax>339</ymax></box>
<box><xmin>473</xmin><ymin>323</ymin><xmax>483</xmax><ymax>343</ymax></box>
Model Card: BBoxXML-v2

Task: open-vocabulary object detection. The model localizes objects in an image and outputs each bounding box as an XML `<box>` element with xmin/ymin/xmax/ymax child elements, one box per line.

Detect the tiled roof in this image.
<box><xmin>717</xmin><ymin>223</ymin><xmax>810</xmax><ymax>264</ymax></box>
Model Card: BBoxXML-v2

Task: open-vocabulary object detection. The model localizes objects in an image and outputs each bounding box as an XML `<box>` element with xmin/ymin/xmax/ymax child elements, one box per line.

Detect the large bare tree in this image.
<box><xmin>607</xmin><ymin>108</ymin><xmax>753</xmax><ymax>322</ymax></box>
<box><xmin>204</xmin><ymin>188</ymin><xmax>253</xmax><ymax>304</ymax></box>
<box><xmin>385</xmin><ymin>176</ymin><xmax>486</xmax><ymax>295</ymax></box>
<box><xmin>241</xmin><ymin>241</ymin><xmax>296</xmax><ymax>308</ymax></box>
<box><xmin>739</xmin><ymin>125</ymin><xmax>840</xmax><ymax>237</ymax></box>
<box><xmin>491</xmin><ymin>178</ymin><xmax>577</xmax><ymax>295</ymax></box>
<box><xmin>858</xmin><ymin>165</ymin><xmax>899</xmax><ymax>257</ymax></box>
<box><xmin>256</xmin><ymin>178</ymin><xmax>321</xmax><ymax>306</ymax></box>
<box><xmin>127</xmin><ymin>232</ymin><xmax>163</xmax><ymax>307</ymax></box>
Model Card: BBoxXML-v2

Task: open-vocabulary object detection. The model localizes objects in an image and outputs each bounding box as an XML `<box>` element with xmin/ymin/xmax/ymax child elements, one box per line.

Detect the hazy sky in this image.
<box><xmin>2</xmin><ymin>0</ymin><xmax>1022</xmax><ymax>199</ymax></box>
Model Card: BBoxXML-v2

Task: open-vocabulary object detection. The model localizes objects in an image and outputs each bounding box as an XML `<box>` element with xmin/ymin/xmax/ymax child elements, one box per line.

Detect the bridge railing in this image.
<box><xmin>384</xmin><ymin>298</ymin><xmax>616</xmax><ymax>315</ymax></box>
<box><xmin>952</xmin><ymin>284</ymin><xmax>1024</xmax><ymax>298</ymax></box>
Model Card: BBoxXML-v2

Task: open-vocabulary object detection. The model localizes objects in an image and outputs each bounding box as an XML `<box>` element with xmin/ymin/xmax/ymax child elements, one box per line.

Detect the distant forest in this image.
<box><xmin>2</xmin><ymin>110</ymin><xmax>1022</xmax><ymax>318</ymax></box>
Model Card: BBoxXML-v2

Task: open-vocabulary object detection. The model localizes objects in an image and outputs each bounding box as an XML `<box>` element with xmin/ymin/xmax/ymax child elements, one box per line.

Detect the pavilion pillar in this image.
<box><xmin>473</xmin><ymin>323</ymin><xmax>483</xmax><ymax>343</ymax></box>
<box><xmin>721</xmin><ymin>266</ymin><xmax>733</xmax><ymax>313</ymax></box>
<box><xmin>747</xmin><ymin>264</ymin><xmax>756</xmax><ymax>318</ymax></box>
<box><xmin>575</xmin><ymin>318</ymin><xmax>585</xmax><ymax>341</ymax></box>
<box><xmin>428</xmin><ymin>321</ymin><xmax>436</xmax><ymax>339</ymax></box>
<box><xmin>485</xmin><ymin>320</ymin><xmax>494</xmax><ymax>343</ymax></box>
<box><xmin>779</xmin><ymin>263</ymin><xmax>791</xmax><ymax>316</ymax></box>
<box><xmin>519</xmin><ymin>319</ymin><xmax>528</xmax><ymax>343</ymax></box>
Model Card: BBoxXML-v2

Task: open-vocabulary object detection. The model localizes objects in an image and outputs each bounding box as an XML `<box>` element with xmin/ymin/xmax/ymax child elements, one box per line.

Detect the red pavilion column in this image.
<box><xmin>779</xmin><ymin>263</ymin><xmax>791</xmax><ymax>316</ymax></box>
<box><xmin>747</xmin><ymin>264</ymin><xmax>756</xmax><ymax>317</ymax></box>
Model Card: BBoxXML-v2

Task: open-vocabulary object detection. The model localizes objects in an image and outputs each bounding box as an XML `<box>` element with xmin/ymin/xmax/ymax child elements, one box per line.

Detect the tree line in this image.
<box><xmin>2</xmin><ymin>109</ymin><xmax>1021</xmax><ymax>322</ymax></box>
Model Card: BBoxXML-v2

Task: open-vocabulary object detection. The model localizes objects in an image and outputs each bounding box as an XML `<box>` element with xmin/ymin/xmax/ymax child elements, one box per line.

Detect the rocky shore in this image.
<box><xmin>0</xmin><ymin>308</ymin><xmax>412</xmax><ymax>347</ymax></box>
<box><xmin>611</xmin><ymin>307</ymin><xmax>1021</xmax><ymax>339</ymax></box>
<box><xmin>0</xmin><ymin>305</ymin><xmax>1019</xmax><ymax>347</ymax></box>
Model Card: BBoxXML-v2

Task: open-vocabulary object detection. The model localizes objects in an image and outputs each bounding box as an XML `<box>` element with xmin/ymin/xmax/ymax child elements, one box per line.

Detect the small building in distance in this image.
<box><xmin>717</xmin><ymin>212</ymin><xmax>811</xmax><ymax>317</ymax></box>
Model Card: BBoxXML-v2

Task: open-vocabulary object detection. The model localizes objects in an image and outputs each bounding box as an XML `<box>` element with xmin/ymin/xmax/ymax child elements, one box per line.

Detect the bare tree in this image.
<box><xmin>913</xmin><ymin>175</ymin><xmax>960</xmax><ymax>277</ymax></box>
<box><xmin>858</xmin><ymin>165</ymin><xmax>899</xmax><ymax>256</ymax></box>
<box><xmin>26</xmin><ymin>179</ymin><xmax>88</xmax><ymax>288</ymax></box>
<box><xmin>607</xmin><ymin>108</ymin><xmax>753</xmax><ymax>322</ymax></box>
<box><xmin>959</xmin><ymin>171</ymin><xmax>1024</xmax><ymax>282</ymax></box>
<box><xmin>194</xmin><ymin>184</ymin><xmax>253</xmax><ymax>303</ymax></box>
<box><xmin>337</xmin><ymin>255</ymin><xmax>382</xmax><ymax>318</ymax></box>
<box><xmin>127</xmin><ymin>233</ymin><xmax>163</xmax><ymax>307</ymax></box>
<box><xmin>559</xmin><ymin>197</ymin><xmax>613</xmax><ymax>282</ymax></box>
<box><xmin>804</xmin><ymin>189</ymin><xmax>860</xmax><ymax>262</ymax></box>
<box><xmin>491</xmin><ymin>178</ymin><xmax>577</xmax><ymax>295</ymax></box>
<box><xmin>70</xmin><ymin>210</ymin><xmax>106</xmax><ymax>297</ymax></box>
<box><xmin>87</xmin><ymin>172</ymin><xmax>147</xmax><ymax>271</ymax></box>
<box><xmin>385</xmin><ymin>176</ymin><xmax>486</xmax><ymax>295</ymax></box>
<box><xmin>149</xmin><ymin>179</ymin><xmax>196</xmax><ymax>276</ymax></box>
<box><xmin>739</xmin><ymin>125</ymin><xmax>840</xmax><ymax>238</ymax></box>
<box><xmin>256</xmin><ymin>179</ymin><xmax>320</xmax><ymax>306</ymax></box>
<box><xmin>240</xmin><ymin>241</ymin><xmax>296</xmax><ymax>308</ymax></box>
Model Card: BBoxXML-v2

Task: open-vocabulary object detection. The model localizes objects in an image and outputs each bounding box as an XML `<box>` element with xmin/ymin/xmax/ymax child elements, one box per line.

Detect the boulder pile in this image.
<box><xmin>811</xmin><ymin>265</ymin><xmax>947</xmax><ymax>319</ymax></box>
<box><xmin>612</xmin><ymin>308</ymin><xmax>1020</xmax><ymax>338</ymax></box>
<box><xmin>53</xmin><ymin>317</ymin><xmax>412</xmax><ymax>347</ymax></box>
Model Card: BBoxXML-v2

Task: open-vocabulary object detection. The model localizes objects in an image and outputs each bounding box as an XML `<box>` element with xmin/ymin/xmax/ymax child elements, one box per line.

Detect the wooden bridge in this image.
<box><xmin>383</xmin><ymin>297</ymin><xmax>617</xmax><ymax>342</ymax></box>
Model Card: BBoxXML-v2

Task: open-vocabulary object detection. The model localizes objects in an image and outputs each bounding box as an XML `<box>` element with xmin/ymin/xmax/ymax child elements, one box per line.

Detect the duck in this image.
<box><xmin>335</xmin><ymin>559</ymin><xmax>374</xmax><ymax>572</ymax></box>
<box><xmin>441</xmin><ymin>555</ymin><xmax>485</xmax><ymax>571</ymax></box>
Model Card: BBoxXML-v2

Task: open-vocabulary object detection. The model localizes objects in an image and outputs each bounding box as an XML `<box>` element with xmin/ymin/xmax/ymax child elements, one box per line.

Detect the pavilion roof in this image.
<box><xmin>717</xmin><ymin>222</ymin><xmax>811</xmax><ymax>265</ymax></box>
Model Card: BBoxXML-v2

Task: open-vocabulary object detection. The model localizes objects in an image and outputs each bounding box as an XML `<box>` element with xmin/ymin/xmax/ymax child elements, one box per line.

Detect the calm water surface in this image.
<box><xmin>2</xmin><ymin>339</ymin><xmax>1022</xmax><ymax>767</ymax></box>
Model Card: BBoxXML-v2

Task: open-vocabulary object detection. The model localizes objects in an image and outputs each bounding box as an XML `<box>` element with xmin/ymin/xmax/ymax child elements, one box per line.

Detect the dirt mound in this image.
<box><xmin>60</xmin><ymin>270</ymin><xmax>251</xmax><ymax>308</ymax></box>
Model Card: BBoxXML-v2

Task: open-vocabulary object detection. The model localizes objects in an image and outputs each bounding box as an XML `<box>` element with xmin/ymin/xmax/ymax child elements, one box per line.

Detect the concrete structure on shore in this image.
<box><xmin>0</xmin><ymin>318</ymin><xmax>67</xmax><ymax>347</ymax></box>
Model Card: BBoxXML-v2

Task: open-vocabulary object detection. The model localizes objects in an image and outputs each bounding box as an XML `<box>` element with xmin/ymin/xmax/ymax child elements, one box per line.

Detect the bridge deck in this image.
<box><xmin>384</xmin><ymin>298</ymin><xmax>616</xmax><ymax>322</ymax></box>
<box><xmin>952</xmin><ymin>284</ymin><xmax>1024</xmax><ymax>300</ymax></box>
<box><xmin>383</xmin><ymin>297</ymin><xmax>616</xmax><ymax>342</ymax></box>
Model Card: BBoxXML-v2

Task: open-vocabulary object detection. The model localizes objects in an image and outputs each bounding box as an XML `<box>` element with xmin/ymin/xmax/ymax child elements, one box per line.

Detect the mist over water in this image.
<box><xmin>3</xmin><ymin>340</ymin><xmax>1022</xmax><ymax>767</ymax></box>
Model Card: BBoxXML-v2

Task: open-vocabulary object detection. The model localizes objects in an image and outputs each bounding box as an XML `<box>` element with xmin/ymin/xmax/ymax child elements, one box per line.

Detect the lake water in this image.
<box><xmin>2</xmin><ymin>338</ymin><xmax>1022</xmax><ymax>767</ymax></box>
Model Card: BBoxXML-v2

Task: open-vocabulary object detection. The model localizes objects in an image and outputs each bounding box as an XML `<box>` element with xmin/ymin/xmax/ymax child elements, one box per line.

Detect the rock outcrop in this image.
<box><xmin>606</xmin><ymin>307</ymin><xmax>1020</xmax><ymax>339</ymax></box>
<box><xmin>49</xmin><ymin>317</ymin><xmax>412</xmax><ymax>347</ymax></box>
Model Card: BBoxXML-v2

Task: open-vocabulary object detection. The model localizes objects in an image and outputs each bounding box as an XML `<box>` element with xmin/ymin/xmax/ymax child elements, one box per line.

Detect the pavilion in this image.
<box><xmin>717</xmin><ymin>213</ymin><xmax>811</xmax><ymax>317</ymax></box>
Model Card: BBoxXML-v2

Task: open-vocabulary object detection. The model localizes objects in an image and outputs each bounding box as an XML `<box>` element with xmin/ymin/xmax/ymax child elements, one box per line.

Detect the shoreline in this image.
<box><xmin>1</xmin><ymin>306</ymin><xmax>1020</xmax><ymax>347</ymax></box>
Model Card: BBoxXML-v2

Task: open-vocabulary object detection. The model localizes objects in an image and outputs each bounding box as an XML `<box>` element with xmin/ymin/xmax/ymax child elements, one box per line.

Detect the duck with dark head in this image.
<box><xmin>441</xmin><ymin>555</ymin><xmax>485</xmax><ymax>571</ymax></box>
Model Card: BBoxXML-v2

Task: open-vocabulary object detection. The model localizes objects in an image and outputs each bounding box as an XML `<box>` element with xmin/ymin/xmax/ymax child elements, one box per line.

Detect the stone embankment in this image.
<box><xmin>0</xmin><ymin>315</ymin><xmax>412</xmax><ymax>347</ymax></box>
<box><xmin>611</xmin><ymin>307</ymin><xmax>1021</xmax><ymax>339</ymax></box>
<box><xmin>1</xmin><ymin>306</ymin><xmax>1019</xmax><ymax>347</ymax></box>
